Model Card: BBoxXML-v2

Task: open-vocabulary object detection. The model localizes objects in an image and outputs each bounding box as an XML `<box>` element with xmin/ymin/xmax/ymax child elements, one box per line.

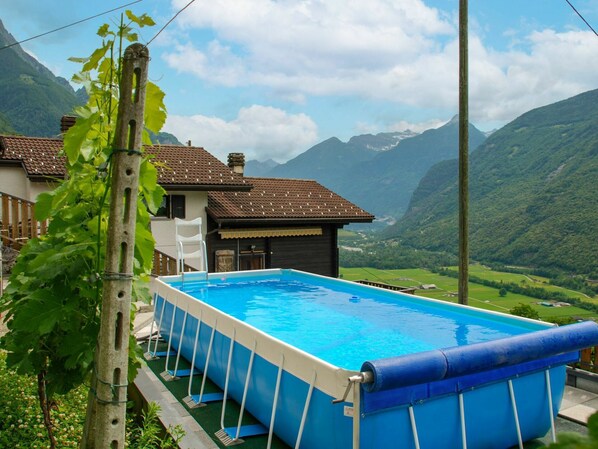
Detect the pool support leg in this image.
<box><xmin>508</xmin><ymin>379</ymin><xmax>524</xmax><ymax>449</ymax></box>
<box><xmin>408</xmin><ymin>405</ymin><xmax>421</xmax><ymax>449</ymax></box>
<box><xmin>186</xmin><ymin>319</ymin><xmax>224</xmax><ymax>408</ymax></box>
<box><xmin>545</xmin><ymin>370</ymin><xmax>556</xmax><ymax>443</ymax></box>
<box><xmin>159</xmin><ymin>297</ymin><xmax>180</xmax><ymax>379</ymax></box>
<box><xmin>295</xmin><ymin>370</ymin><xmax>317</xmax><ymax>449</ymax></box>
<box><xmin>267</xmin><ymin>354</ymin><xmax>285</xmax><ymax>449</ymax></box>
<box><xmin>459</xmin><ymin>392</ymin><xmax>468</xmax><ymax>449</ymax></box>
<box><xmin>183</xmin><ymin>312</ymin><xmax>203</xmax><ymax>404</ymax></box>
<box><xmin>144</xmin><ymin>291</ymin><xmax>169</xmax><ymax>360</ymax></box>
<box><xmin>218</xmin><ymin>340</ymin><xmax>267</xmax><ymax>445</ymax></box>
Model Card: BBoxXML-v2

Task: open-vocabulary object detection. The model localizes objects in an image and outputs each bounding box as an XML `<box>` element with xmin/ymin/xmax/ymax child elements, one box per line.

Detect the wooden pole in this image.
<box><xmin>458</xmin><ymin>0</ymin><xmax>469</xmax><ymax>305</ymax></box>
<box><xmin>82</xmin><ymin>43</ymin><xmax>149</xmax><ymax>449</ymax></box>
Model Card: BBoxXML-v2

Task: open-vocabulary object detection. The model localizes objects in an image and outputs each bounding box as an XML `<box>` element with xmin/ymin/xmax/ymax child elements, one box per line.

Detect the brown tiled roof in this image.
<box><xmin>0</xmin><ymin>135</ymin><xmax>66</xmax><ymax>178</ymax></box>
<box><xmin>149</xmin><ymin>145</ymin><xmax>249</xmax><ymax>190</ymax></box>
<box><xmin>207</xmin><ymin>177</ymin><xmax>374</xmax><ymax>224</ymax></box>
<box><xmin>0</xmin><ymin>136</ymin><xmax>249</xmax><ymax>190</ymax></box>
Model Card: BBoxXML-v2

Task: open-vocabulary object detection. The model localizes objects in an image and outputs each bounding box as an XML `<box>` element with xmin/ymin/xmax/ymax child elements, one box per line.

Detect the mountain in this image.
<box><xmin>385</xmin><ymin>88</ymin><xmax>598</xmax><ymax>275</ymax></box>
<box><xmin>333</xmin><ymin>118</ymin><xmax>486</xmax><ymax>219</ymax></box>
<box><xmin>245</xmin><ymin>158</ymin><xmax>279</xmax><ymax>177</ymax></box>
<box><xmin>264</xmin><ymin>122</ymin><xmax>485</xmax><ymax>221</ymax></box>
<box><xmin>0</xmin><ymin>20</ymin><xmax>82</xmax><ymax>136</ymax></box>
<box><xmin>148</xmin><ymin>130</ymin><xmax>182</xmax><ymax>145</ymax></box>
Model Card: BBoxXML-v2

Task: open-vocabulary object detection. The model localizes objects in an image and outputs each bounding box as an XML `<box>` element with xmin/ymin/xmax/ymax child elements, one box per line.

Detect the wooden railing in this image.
<box><xmin>0</xmin><ymin>192</ymin><xmax>48</xmax><ymax>250</ymax></box>
<box><xmin>152</xmin><ymin>250</ymin><xmax>179</xmax><ymax>276</ymax></box>
<box><xmin>0</xmin><ymin>191</ymin><xmax>194</xmax><ymax>277</ymax></box>
<box><xmin>579</xmin><ymin>346</ymin><xmax>598</xmax><ymax>373</ymax></box>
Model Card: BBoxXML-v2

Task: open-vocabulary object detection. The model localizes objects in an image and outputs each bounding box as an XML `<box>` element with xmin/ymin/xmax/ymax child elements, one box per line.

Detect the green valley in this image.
<box><xmin>339</xmin><ymin>265</ymin><xmax>597</xmax><ymax>323</ymax></box>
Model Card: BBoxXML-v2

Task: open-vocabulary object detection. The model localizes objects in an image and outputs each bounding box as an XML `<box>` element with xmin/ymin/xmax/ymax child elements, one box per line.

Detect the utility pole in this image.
<box><xmin>458</xmin><ymin>0</ymin><xmax>469</xmax><ymax>305</ymax></box>
<box><xmin>81</xmin><ymin>43</ymin><xmax>149</xmax><ymax>448</ymax></box>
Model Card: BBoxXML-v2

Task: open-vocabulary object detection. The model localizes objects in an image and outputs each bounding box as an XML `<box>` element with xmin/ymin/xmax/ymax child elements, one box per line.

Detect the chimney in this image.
<box><xmin>60</xmin><ymin>115</ymin><xmax>77</xmax><ymax>134</ymax></box>
<box><xmin>227</xmin><ymin>152</ymin><xmax>245</xmax><ymax>175</ymax></box>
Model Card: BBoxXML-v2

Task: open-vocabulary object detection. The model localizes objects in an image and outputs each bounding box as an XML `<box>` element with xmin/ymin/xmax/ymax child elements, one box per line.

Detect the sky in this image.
<box><xmin>2</xmin><ymin>0</ymin><xmax>598</xmax><ymax>163</ymax></box>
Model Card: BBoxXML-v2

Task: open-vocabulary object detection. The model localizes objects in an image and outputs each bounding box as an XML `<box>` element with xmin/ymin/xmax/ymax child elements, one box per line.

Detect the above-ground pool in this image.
<box><xmin>150</xmin><ymin>269</ymin><xmax>598</xmax><ymax>449</ymax></box>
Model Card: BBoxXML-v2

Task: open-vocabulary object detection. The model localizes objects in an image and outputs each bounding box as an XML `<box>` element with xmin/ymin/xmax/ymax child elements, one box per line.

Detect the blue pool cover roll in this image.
<box><xmin>361</xmin><ymin>320</ymin><xmax>598</xmax><ymax>393</ymax></box>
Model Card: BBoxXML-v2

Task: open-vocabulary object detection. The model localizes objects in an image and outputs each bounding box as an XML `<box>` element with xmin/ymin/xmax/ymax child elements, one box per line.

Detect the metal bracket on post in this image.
<box><xmin>332</xmin><ymin>372</ymin><xmax>374</xmax><ymax>404</ymax></box>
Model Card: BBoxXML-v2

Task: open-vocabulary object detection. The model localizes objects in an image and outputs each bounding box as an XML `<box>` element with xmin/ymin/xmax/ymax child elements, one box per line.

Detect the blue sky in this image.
<box><xmin>2</xmin><ymin>0</ymin><xmax>598</xmax><ymax>163</ymax></box>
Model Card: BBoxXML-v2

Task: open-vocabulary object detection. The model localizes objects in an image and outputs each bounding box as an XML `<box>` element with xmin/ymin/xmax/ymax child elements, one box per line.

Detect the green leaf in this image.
<box><xmin>68</xmin><ymin>56</ymin><xmax>88</xmax><ymax>63</ymax></box>
<box><xmin>135</xmin><ymin>221</ymin><xmax>156</xmax><ymax>271</ymax></box>
<box><xmin>144</xmin><ymin>82</ymin><xmax>167</xmax><ymax>133</ymax></box>
<box><xmin>97</xmin><ymin>23</ymin><xmax>110</xmax><ymax>38</ymax></box>
<box><xmin>126</xmin><ymin>32</ymin><xmax>139</xmax><ymax>43</ymax></box>
<box><xmin>126</xmin><ymin>10</ymin><xmax>156</xmax><ymax>27</ymax></box>
<box><xmin>82</xmin><ymin>44</ymin><xmax>111</xmax><ymax>72</ymax></box>
<box><xmin>63</xmin><ymin>112</ymin><xmax>101</xmax><ymax>164</ymax></box>
<box><xmin>12</xmin><ymin>290</ymin><xmax>64</xmax><ymax>335</ymax></box>
<box><xmin>35</xmin><ymin>192</ymin><xmax>54</xmax><ymax>220</ymax></box>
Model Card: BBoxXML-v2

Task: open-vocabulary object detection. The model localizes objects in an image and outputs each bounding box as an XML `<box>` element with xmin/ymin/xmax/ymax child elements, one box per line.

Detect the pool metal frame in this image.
<box><xmin>149</xmin><ymin>268</ymin><xmax>598</xmax><ymax>449</ymax></box>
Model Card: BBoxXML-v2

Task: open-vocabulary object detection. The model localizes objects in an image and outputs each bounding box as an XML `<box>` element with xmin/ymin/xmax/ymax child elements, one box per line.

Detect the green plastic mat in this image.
<box><xmin>142</xmin><ymin>340</ymin><xmax>290</xmax><ymax>449</ymax></box>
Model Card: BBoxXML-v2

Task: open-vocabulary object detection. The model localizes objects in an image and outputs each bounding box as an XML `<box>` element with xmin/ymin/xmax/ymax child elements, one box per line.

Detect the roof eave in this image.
<box><xmin>159</xmin><ymin>183</ymin><xmax>253</xmax><ymax>192</ymax></box>
<box><xmin>206</xmin><ymin>212</ymin><xmax>374</xmax><ymax>226</ymax></box>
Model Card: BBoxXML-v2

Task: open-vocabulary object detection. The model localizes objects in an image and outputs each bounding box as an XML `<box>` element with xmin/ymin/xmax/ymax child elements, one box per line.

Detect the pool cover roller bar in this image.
<box><xmin>361</xmin><ymin>320</ymin><xmax>598</xmax><ymax>393</ymax></box>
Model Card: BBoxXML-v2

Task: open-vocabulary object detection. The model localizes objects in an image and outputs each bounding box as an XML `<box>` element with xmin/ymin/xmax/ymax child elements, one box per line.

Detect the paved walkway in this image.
<box><xmin>560</xmin><ymin>385</ymin><xmax>598</xmax><ymax>425</ymax></box>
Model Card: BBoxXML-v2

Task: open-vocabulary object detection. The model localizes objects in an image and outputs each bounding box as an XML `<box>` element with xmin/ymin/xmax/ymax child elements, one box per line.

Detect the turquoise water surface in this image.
<box><xmin>169</xmin><ymin>272</ymin><xmax>549</xmax><ymax>370</ymax></box>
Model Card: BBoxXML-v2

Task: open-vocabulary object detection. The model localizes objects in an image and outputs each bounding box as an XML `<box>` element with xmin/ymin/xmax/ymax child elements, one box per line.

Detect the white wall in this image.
<box><xmin>0</xmin><ymin>167</ymin><xmax>57</xmax><ymax>202</ymax></box>
<box><xmin>0</xmin><ymin>166</ymin><xmax>31</xmax><ymax>200</ymax></box>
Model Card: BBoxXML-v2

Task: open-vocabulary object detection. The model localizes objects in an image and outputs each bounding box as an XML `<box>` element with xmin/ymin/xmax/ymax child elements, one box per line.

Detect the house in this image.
<box><xmin>206</xmin><ymin>172</ymin><xmax>374</xmax><ymax>277</ymax></box>
<box><xmin>0</xmin><ymin>119</ymin><xmax>374</xmax><ymax>277</ymax></box>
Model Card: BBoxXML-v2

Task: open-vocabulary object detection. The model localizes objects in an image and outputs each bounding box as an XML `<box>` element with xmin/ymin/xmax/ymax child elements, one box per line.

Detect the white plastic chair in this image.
<box><xmin>175</xmin><ymin>217</ymin><xmax>208</xmax><ymax>275</ymax></box>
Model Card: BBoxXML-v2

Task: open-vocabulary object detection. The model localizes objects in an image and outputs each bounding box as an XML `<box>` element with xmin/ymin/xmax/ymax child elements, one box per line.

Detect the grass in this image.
<box><xmin>339</xmin><ymin>266</ymin><xmax>597</xmax><ymax>322</ymax></box>
<box><xmin>0</xmin><ymin>350</ymin><xmax>183</xmax><ymax>448</ymax></box>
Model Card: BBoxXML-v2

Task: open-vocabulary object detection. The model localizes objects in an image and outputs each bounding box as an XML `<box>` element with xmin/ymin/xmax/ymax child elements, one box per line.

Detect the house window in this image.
<box><xmin>239</xmin><ymin>251</ymin><xmax>265</xmax><ymax>270</ymax></box>
<box><xmin>154</xmin><ymin>195</ymin><xmax>186</xmax><ymax>219</ymax></box>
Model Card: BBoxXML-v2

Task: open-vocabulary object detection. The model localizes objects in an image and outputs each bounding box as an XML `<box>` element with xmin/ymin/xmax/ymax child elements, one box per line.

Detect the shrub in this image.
<box><xmin>0</xmin><ymin>351</ymin><xmax>183</xmax><ymax>448</ymax></box>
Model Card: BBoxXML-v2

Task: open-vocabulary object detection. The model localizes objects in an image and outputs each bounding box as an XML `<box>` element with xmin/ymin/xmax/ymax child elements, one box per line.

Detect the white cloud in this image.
<box><xmin>164</xmin><ymin>0</ymin><xmax>454</xmax><ymax>95</ymax></box>
<box><xmin>468</xmin><ymin>29</ymin><xmax>598</xmax><ymax>125</ymax></box>
<box><xmin>164</xmin><ymin>105</ymin><xmax>318</xmax><ymax>163</ymax></box>
<box><xmin>388</xmin><ymin>119</ymin><xmax>446</xmax><ymax>133</ymax></box>
<box><xmin>163</xmin><ymin>0</ymin><xmax>598</xmax><ymax>130</ymax></box>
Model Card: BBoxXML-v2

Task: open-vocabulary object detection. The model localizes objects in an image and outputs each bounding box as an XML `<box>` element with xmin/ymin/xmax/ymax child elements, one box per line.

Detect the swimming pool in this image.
<box><xmin>150</xmin><ymin>269</ymin><xmax>598</xmax><ymax>449</ymax></box>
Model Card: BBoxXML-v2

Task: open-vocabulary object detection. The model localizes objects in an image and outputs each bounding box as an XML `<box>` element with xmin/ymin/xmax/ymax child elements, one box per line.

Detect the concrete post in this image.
<box><xmin>84</xmin><ymin>43</ymin><xmax>149</xmax><ymax>448</ymax></box>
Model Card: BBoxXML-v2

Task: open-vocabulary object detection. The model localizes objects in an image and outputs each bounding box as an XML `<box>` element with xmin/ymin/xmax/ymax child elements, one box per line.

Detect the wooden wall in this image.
<box><xmin>206</xmin><ymin>220</ymin><xmax>340</xmax><ymax>277</ymax></box>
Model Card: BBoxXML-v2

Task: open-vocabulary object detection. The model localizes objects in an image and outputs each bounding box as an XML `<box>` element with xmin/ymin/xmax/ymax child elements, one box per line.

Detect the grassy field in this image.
<box><xmin>339</xmin><ymin>266</ymin><xmax>597</xmax><ymax>322</ymax></box>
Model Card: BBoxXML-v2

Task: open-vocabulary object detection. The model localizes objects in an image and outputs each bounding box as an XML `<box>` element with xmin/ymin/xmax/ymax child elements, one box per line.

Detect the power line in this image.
<box><xmin>145</xmin><ymin>0</ymin><xmax>197</xmax><ymax>47</ymax></box>
<box><xmin>0</xmin><ymin>0</ymin><xmax>144</xmax><ymax>52</ymax></box>
<box><xmin>565</xmin><ymin>0</ymin><xmax>598</xmax><ymax>37</ymax></box>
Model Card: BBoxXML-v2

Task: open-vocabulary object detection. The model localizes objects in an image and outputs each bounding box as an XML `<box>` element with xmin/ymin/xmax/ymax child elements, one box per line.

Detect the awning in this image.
<box><xmin>218</xmin><ymin>227</ymin><xmax>323</xmax><ymax>239</ymax></box>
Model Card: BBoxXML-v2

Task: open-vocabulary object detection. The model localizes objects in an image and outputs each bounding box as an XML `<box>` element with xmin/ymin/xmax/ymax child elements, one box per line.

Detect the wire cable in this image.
<box><xmin>145</xmin><ymin>0</ymin><xmax>197</xmax><ymax>47</ymax></box>
<box><xmin>0</xmin><ymin>0</ymin><xmax>143</xmax><ymax>52</ymax></box>
<box><xmin>565</xmin><ymin>0</ymin><xmax>598</xmax><ymax>37</ymax></box>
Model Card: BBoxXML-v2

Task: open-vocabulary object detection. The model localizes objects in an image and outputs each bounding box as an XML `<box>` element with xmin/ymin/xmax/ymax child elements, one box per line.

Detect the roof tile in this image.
<box><xmin>0</xmin><ymin>136</ymin><xmax>248</xmax><ymax>189</ymax></box>
<box><xmin>207</xmin><ymin>177</ymin><xmax>374</xmax><ymax>223</ymax></box>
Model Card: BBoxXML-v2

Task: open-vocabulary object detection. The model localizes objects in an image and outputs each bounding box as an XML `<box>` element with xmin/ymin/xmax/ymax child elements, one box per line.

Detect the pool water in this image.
<box><xmin>172</xmin><ymin>274</ymin><xmax>547</xmax><ymax>370</ymax></box>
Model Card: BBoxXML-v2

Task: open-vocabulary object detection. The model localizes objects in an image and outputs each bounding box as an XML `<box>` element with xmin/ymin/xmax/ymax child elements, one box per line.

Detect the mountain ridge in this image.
<box><xmin>385</xmin><ymin>88</ymin><xmax>598</xmax><ymax>275</ymax></box>
<box><xmin>251</xmin><ymin>121</ymin><xmax>486</xmax><ymax>221</ymax></box>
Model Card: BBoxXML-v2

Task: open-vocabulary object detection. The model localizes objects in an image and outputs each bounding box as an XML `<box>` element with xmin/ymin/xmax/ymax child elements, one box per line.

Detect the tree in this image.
<box><xmin>509</xmin><ymin>303</ymin><xmax>540</xmax><ymax>320</ymax></box>
<box><xmin>0</xmin><ymin>11</ymin><xmax>165</xmax><ymax>448</ymax></box>
<box><xmin>499</xmin><ymin>287</ymin><xmax>507</xmax><ymax>297</ymax></box>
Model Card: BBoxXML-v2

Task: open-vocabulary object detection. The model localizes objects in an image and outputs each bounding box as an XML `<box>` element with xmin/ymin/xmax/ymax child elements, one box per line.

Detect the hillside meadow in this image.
<box><xmin>339</xmin><ymin>265</ymin><xmax>597</xmax><ymax>322</ymax></box>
